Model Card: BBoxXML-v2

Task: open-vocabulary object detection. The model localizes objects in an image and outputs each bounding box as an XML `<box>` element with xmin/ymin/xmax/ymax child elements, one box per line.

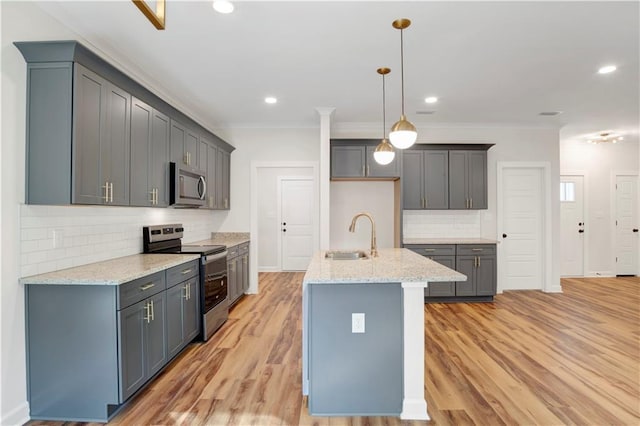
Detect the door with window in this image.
<box><xmin>560</xmin><ymin>176</ymin><xmax>585</xmax><ymax>276</ymax></box>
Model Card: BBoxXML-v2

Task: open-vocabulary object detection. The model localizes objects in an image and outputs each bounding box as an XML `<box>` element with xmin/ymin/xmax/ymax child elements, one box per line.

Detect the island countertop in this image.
<box><xmin>303</xmin><ymin>248</ymin><xmax>466</xmax><ymax>284</ymax></box>
<box><xmin>20</xmin><ymin>253</ymin><xmax>201</xmax><ymax>285</ymax></box>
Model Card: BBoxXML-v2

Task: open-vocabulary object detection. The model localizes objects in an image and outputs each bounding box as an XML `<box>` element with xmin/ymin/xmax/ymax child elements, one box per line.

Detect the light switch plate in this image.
<box><xmin>352</xmin><ymin>313</ymin><xmax>365</xmax><ymax>333</ymax></box>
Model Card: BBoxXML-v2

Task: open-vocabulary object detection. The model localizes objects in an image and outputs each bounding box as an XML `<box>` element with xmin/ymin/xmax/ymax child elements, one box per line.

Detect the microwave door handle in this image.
<box><xmin>198</xmin><ymin>176</ymin><xmax>207</xmax><ymax>200</ymax></box>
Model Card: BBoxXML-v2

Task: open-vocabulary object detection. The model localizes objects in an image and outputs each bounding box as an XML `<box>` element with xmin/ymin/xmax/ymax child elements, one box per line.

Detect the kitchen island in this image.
<box><xmin>302</xmin><ymin>248</ymin><xmax>465</xmax><ymax>420</ymax></box>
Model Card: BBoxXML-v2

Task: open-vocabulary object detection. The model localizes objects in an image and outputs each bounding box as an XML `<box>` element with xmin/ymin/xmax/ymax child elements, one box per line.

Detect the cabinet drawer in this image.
<box><xmin>118</xmin><ymin>271</ymin><xmax>165</xmax><ymax>310</ymax></box>
<box><xmin>166</xmin><ymin>260</ymin><xmax>199</xmax><ymax>288</ymax></box>
<box><xmin>227</xmin><ymin>245</ymin><xmax>239</xmax><ymax>259</ymax></box>
<box><xmin>405</xmin><ymin>244</ymin><xmax>456</xmax><ymax>256</ymax></box>
<box><xmin>456</xmin><ymin>244</ymin><xmax>496</xmax><ymax>256</ymax></box>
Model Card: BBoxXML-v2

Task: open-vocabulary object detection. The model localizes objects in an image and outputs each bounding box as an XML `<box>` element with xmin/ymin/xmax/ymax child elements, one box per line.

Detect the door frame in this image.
<box><xmin>611</xmin><ymin>171</ymin><xmax>639</xmax><ymax>276</ymax></box>
<box><xmin>250</xmin><ymin>161</ymin><xmax>319</xmax><ymax>291</ymax></box>
<box><xmin>277</xmin><ymin>175</ymin><xmax>319</xmax><ymax>271</ymax></box>
<box><xmin>560</xmin><ymin>171</ymin><xmax>588</xmax><ymax>277</ymax></box>
<box><xmin>497</xmin><ymin>162</ymin><xmax>556</xmax><ymax>293</ymax></box>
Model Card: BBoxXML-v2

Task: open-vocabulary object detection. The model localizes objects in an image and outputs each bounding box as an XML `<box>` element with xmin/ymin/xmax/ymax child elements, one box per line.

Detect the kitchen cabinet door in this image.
<box><xmin>476</xmin><ymin>255</ymin><xmax>497</xmax><ymax>296</ymax></box>
<box><xmin>455</xmin><ymin>256</ymin><xmax>477</xmax><ymax>296</ymax></box>
<box><xmin>423</xmin><ymin>150</ymin><xmax>449</xmax><ymax>209</ymax></box>
<box><xmin>166</xmin><ymin>283</ymin><xmax>185</xmax><ymax>360</ymax></box>
<box><xmin>198</xmin><ymin>137</ymin><xmax>209</xmax><ymax>173</ymax></box>
<box><xmin>365</xmin><ymin>145</ymin><xmax>400</xmax><ymax>177</ymax></box>
<box><xmin>241</xmin><ymin>253</ymin><xmax>250</xmax><ymax>293</ymax></box>
<box><xmin>183</xmin><ymin>278</ymin><xmax>200</xmax><ymax>343</ymax></box>
<box><xmin>448</xmin><ymin>151</ymin><xmax>468</xmax><ymax>210</ymax></box>
<box><xmin>145</xmin><ymin>291</ymin><xmax>167</xmax><ymax>378</ymax></box>
<box><xmin>331</xmin><ymin>146</ymin><xmax>366</xmax><ymax>178</ymax></box>
<box><xmin>102</xmin><ymin>83</ymin><xmax>131</xmax><ymax>205</ymax></box>
<box><xmin>227</xmin><ymin>258</ymin><xmax>238</xmax><ymax>304</ymax></box>
<box><xmin>150</xmin><ymin>109</ymin><xmax>170</xmax><ymax>207</ymax></box>
<box><xmin>118</xmin><ymin>299</ymin><xmax>147</xmax><ymax>401</ymax></box>
<box><xmin>170</xmin><ymin>119</ymin><xmax>187</xmax><ymax>166</ymax></box>
<box><xmin>130</xmin><ymin>98</ymin><xmax>153</xmax><ymax>206</ymax></box>
<box><xmin>401</xmin><ymin>150</ymin><xmax>424</xmax><ymax>209</ymax></box>
<box><xmin>206</xmin><ymin>144</ymin><xmax>218</xmax><ymax>209</ymax></box>
<box><xmin>185</xmin><ymin>129</ymin><xmax>199</xmax><ymax>168</ymax></box>
<box><xmin>467</xmin><ymin>151</ymin><xmax>487</xmax><ymax>209</ymax></box>
<box><xmin>426</xmin><ymin>256</ymin><xmax>456</xmax><ymax>297</ymax></box>
<box><xmin>221</xmin><ymin>149</ymin><xmax>231</xmax><ymax>210</ymax></box>
<box><xmin>73</xmin><ymin>64</ymin><xmax>107</xmax><ymax>205</ymax></box>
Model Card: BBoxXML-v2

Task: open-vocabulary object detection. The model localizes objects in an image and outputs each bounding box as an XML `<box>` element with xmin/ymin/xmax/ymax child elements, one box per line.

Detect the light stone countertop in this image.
<box><xmin>303</xmin><ymin>248</ymin><xmax>466</xmax><ymax>285</ymax></box>
<box><xmin>190</xmin><ymin>232</ymin><xmax>250</xmax><ymax>249</ymax></box>
<box><xmin>20</xmin><ymin>253</ymin><xmax>201</xmax><ymax>285</ymax></box>
<box><xmin>403</xmin><ymin>238</ymin><xmax>499</xmax><ymax>245</ymax></box>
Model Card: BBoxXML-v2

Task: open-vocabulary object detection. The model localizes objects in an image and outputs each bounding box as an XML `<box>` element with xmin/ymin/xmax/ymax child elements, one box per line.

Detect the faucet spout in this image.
<box><xmin>348</xmin><ymin>212</ymin><xmax>378</xmax><ymax>257</ymax></box>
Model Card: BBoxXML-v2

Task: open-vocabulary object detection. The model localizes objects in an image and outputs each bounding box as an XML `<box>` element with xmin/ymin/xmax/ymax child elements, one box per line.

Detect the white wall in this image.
<box><xmin>560</xmin><ymin>138</ymin><xmax>639</xmax><ymax>276</ymax></box>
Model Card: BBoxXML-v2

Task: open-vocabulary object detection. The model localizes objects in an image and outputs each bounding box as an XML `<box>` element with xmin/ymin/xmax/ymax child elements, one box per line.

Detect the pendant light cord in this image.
<box><xmin>400</xmin><ymin>28</ymin><xmax>405</xmax><ymax>116</ymax></box>
<box><xmin>382</xmin><ymin>73</ymin><xmax>386</xmax><ymax>138</ymax></box>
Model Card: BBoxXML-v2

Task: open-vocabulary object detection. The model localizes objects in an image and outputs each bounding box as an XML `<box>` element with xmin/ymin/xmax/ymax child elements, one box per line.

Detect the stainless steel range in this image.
<box><xmin>143</xmin><ymin>224</ymin><xmax>228</xmax><ymax>340</ymax></box>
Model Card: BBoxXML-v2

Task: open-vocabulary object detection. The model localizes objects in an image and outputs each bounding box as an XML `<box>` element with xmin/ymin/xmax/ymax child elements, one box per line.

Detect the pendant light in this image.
<box><xmin>374</xmin><ymin>68</ymin><xmax>395</xmax><ymax>165</ymax></box>
<box><xmin>389</xmin><ymin>18</ymin><xmax>417</xmax><ymax>149</ymax></box>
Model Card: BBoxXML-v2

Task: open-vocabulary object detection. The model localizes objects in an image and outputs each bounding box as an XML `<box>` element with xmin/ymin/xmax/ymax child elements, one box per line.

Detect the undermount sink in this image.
<box><xmin>325</xmin><ymin>250</ymin><xmax>369</xmax><ymax>260</ymax></box>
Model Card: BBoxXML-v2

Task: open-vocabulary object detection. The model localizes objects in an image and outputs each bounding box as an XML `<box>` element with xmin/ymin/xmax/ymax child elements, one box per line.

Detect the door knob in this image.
<box><xmin>282</xmin><ymin>222</ymin><xmax>287</xmax><ymax>226</ymax></box>
<box><xmin>502</xmin><ymin>233</ymin><xmax>507</xmax><ymax>238</ymax></box>
<box><xmin>282</xmin><ymin>229</ymin><xmax>287</xmax><ymax>232</ymax></box>
<box><xmin>578</xmin><ymin>222</ymin><xmax>583</xmax><ymax>226</ymax></box>
<box><xmin>634</xmin><ymin>229</ymin><xmax>639</xmax><ymax>233</ymax></box>
<box><xmin>578</xmin><ymin>229</ymin><xmax>584</xmax><ymax>233</ymax></box>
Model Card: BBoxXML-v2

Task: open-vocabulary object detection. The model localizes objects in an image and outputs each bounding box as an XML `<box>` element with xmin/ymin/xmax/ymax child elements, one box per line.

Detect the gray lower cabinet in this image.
<box><xmin>25</xmin><ymin>260</ymin><xmax>199</xmax><ymax>422</ymax></box>
<box><xmin>330</xmin><ymin>141</ymin><xmax>400</xmax><ymax>179</ymax></box>
<box><xmin>449</xmin><ymin>150</ymin><xmax>488</xmax><ymax>209</ymax></box>
<box><xmin>227</xmin><ymin>242</ymin><xmax>250</xmax><ymax>306</ymax></box>
<box><xmin>73</xmin><ymin>64</ymin><xmax>131</xmax><ymax>206</ymax></box>
<box><xmin>405</xmin><ymin>243</ymin><xmax>496</xmax><ymax>300</ymax></box>
<box><xmin>130</xmin><ymin>97</ymin><xmax>170</xmax><ymax>207</ymax></box>
<box><xmin>402</xmin><ymin>150</ymin><xmax>449</xmax><ymax>209</ymax></box>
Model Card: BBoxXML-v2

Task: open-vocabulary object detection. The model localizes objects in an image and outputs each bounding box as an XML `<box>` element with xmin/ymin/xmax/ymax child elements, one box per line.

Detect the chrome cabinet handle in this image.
<box><xmin>478</xmin><ymin>256</ymin><xmax>481</xmax><ymax>267</ymax></box>
<box><xmin>110</xmin><ymin>182</ymin><xmax>114</xmax><ymax>203</ymax></box>
<box><xmin>140</xmin><ymin>283</ymin><xmax>155</xmax><ymax>291</ymax></box>
<box><xmin>470</xmin><ymin>198</ymin><xmax>473</xmax><ymax>209</ymax></box>
<box><xmin>102</xmin><ymin>181</ymin><xmax>110</xmax><ymax>202</ymax></box>
<box><xmin>424</xmin><ymin>249</ymin><xmax>436</xmax><ymax>253</ymax></box>
<box><xmin>149</xmin><ymin>189</ymin><xmax>155</xmax><ymax>204</ymax></box>
<box><xmin>471</xmin><ymin>248</ymin><xmax>483</xmax><ymax>252</ymax></box>
<box><xmin>150</xmin><ymin>299</ymin><xmax>154</xmax><ymax>321</ymax></box>
<box><xmin>144</xmin><ymin>301</ymin><xmax>152</xmax><ymax>323</ymax></box>
<box><xmin>181</xmin><ymin>268</ymin><xmax>192</xmax><ymax>275</ymax></box>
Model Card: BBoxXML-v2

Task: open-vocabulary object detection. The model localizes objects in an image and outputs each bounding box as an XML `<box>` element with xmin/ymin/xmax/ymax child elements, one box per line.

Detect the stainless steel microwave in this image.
<box><xmin>169</xmin><ymin>162</ymin><xmax>206</xmax><ymax>207</ymax></box>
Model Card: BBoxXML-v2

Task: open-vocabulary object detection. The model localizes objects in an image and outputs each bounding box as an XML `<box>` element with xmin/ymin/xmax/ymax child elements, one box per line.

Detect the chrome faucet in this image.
<box><xmin>348</xmin><ymin>212</ymin><xmax>378</xmax><ymax>257</ymax></box>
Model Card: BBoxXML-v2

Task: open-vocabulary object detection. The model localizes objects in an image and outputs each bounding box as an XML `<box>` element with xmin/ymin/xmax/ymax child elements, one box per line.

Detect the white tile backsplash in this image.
<box><xmin>20</xmin><ymin>205</ymin><xmax>224</xmax><ymax>277</ymax></box>
<box><xmin>403</xmin><ymin>210</ymin><xmax>482</xmax><ymax>239</ymax></box>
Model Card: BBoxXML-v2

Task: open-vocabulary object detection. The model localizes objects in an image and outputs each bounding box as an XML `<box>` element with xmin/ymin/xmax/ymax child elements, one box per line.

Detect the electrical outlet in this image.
<box><xmin>352</xmin><ymin>313</ymin><xmax>365</xmax><ymax>333</ymax></box>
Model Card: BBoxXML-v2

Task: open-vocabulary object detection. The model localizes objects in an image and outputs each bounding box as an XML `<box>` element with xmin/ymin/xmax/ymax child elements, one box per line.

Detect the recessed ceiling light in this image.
<box><xmin>264</xmin><ymin>97</ymin><xmax>277</xmax><ymax>104</ymax></box>
<box><xmin>539</xmin><ymin>111</ymin><xmax>562</xmax><ymax>116</ymax></box>
<box><xmin>424</xmin><ymin>96</ymin><xmax>438</xmax><ymax>104</ymax></box>
<box><xmin>598</xmin><ymin>65</ymin><xmax>617</xmax><ymax>74</ymax></box>
<box><xmin>212</xmin><ymin>1</ymin><xmax>234</xmax><ymax>14</ymax></box>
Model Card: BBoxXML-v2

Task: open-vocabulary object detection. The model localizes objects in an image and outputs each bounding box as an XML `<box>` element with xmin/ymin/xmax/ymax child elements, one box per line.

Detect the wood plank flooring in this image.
<box><xmin>29</xmin><ymin>274</ymin><xmax>639</xmax><ymax>426</ymax></box>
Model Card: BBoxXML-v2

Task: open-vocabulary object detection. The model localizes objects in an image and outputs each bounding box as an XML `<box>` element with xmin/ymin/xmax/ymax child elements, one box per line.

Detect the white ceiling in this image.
<box><xmin>35</xmin><ymin>1</ymin><xmax>639</xmax><ymax>143</ymax></box>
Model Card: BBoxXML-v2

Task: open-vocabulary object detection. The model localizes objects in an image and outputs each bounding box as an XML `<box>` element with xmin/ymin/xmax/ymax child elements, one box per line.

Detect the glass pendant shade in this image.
<box><xmin>374</xmin><ymin>138</ymin><xmax>395</xmax><ymax>165</ymax></box>
<box><xmin>389</xmin><ymin>115</ymin><xmax>417</xmax><ymax>149</ymax></box>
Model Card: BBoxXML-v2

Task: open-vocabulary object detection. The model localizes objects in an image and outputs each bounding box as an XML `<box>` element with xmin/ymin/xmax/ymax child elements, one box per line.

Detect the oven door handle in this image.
<box><xmin>202</xmin><ymin>250</ymin><xmax>228</xmax><ymax>264</ymax></box>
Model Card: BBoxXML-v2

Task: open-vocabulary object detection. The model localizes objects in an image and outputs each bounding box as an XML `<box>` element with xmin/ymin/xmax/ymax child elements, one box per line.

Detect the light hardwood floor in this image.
<box><xmin>29</xmin><ymin>274</ymin><xmax>639</xmax><ymax>426</ymax></box>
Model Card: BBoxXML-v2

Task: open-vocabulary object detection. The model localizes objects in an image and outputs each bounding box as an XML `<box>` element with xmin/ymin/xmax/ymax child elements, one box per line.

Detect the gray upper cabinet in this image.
<box><xmin>206</xmin><ymin>144</ymin><xmax>218</xmax><ymax>209</ymax></box>
<box><xmin>402</xmin><ymin>149</ymin><xmax>448</xmax><ymax>209</ymax></box>
<box><xmin>332</xmin><ymin>145</ymin><xmax>366</xmax><ymax>178</ymax></box>
<box><xmin>15</xmin><ymin>40</ymin><xmax>235</xmax><ymax>208</ymax></box>
<box><xmin>449</xmin><ymin>150</ymin><xmax>487</xmax><ymax>209</ymax></box>
<box><xmin>216</xmin><ymin>149</ymin><xmax>231</xmax><ymax>210</ymax></box>
<box><xmin>73</xmin><ymin>64</ymin><xmax>130</xmax><ymax>206</ymax></box>
<box><xmin>330</xmin><ymin>140</ymin><xmax>400</xmax><ymax>179</ymax></box>
<box><xmin>130</xmin><ymin>98</ymin><xmax>170</xmax><ymax>207</ymax></box>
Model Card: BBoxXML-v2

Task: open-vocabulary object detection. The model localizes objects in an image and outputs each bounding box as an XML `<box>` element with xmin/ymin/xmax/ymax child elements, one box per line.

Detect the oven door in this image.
<box><xmin>202</xmin><ymin>251</ymin><xmax>228</xmax><ymax>313</ymax></box>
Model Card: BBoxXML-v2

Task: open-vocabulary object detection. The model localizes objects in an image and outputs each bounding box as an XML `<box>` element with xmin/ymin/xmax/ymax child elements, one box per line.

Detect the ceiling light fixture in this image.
<box><xmin>265</xmin><ymin>97</ymin><xmax>277</xmax><ymax>104</ymax></box>
<box><xmin>389</xmin><ymin>18</ymin><xmax>417</xmax><ymax>150</ymax></box>
<box><xmin>598</xmin><ymin>65</ymin><xmax>617</xmax><ymax>74</ymax></box>
<box><xmin>586</xmin><ymin>131</ymin><xmax>624</xmax><ymax>144</ymax></box>
<box><xmin>212</xmin><ymin>0</ymin><xmax>234</xmax><ymax>14</ymax></box>
<box><xmin>132</xmin><ymin>0</ymin><xmax>165</xmax><ymax>30</ymax></box>
<box><xmin>424</xmin><ymin>96</ymin><xmax>438</xmax><ymax>104</ymax></box>
<box><xmin>374</xmin><ymin>67</ymin><xmax>395</xmax><ymax>166</ymax></box>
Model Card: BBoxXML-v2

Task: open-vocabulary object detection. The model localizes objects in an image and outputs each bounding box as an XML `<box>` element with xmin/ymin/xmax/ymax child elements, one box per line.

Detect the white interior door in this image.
<box><xmin>499</xmin><ymin>167</ymin><xmax>544</xmax><ymax>290</ymax></box>
<box><xmin>560</xmin><ymin>175</ymin><xmax>585</xmax><ymax>276</ymax></box>
<box><xmin>616</xmin><ymin>176</ymin><xmax>638</xmax><ymax>276</ymax></box>
<box><xmin>279</xmin><ymin>177</ymin><xmax>316</xmax><ymax>271</ymax></box>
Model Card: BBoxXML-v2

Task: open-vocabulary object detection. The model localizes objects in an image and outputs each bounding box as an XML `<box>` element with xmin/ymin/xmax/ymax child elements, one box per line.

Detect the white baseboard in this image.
<box><xmin>258</xmin><ymin>266</ymin><xmax>279</xmax><ymax>272</ymax></box>
<box><xmin>544</xmin><ymin>285</ymin><xmax>563</xmax><ymax>293</ymax></box>
<box><xmin>1</xmin><ymin>401</ymin><xmax>29</xmax><ymax>426</ymax></box>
